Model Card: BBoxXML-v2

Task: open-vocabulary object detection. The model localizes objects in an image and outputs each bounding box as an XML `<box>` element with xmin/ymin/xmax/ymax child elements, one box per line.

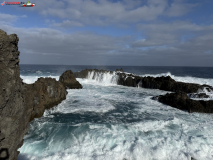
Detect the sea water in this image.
<box><xmin>18</xmin><ymin>65</ymin><xmax>213</xmax><ymax>160</ymax></box>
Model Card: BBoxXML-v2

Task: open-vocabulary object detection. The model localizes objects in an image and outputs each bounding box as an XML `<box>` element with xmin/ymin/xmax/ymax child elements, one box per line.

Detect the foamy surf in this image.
<box><xmin>18</xmin><ymin>69</ymin><xmax>213</xmax><ymax>160</ymax></box>
<box><xmin>141</xmin><ymin>72</ymin><xmax>213</xmax><ymax>87</ymax></box>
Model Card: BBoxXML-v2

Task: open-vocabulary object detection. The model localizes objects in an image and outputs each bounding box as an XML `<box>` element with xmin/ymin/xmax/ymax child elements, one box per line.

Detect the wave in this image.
<box><xmin>140</xmin><ymin>72</ymin><xmax>213</xmax><ymax>87</ymax></box>
<box><xmin>21</xmin><ymin>75</ymin><xmax>59</xmax><ymax>84</ymax></box>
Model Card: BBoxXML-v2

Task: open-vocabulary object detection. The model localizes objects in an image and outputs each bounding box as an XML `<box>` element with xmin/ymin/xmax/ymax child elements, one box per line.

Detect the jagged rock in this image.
<box><xmin>74</xmin><ymin>69</ymin><xmax>213</xmax><ymax>94</ymax></box>
<box><xmin>25</xmin><ymin>77</ymin><xmax>67</xmax><ymax>121</ymax></box>
<box><xmin>157</xmin><ymin>91</ymin><xmax>213</xmax><ymax>113</ymax></box>
<box><xmin>141</xmin><ymin>76</ymin><xmax>207</xmax><ymax>93</ymax></box>
<box><xmin>0</xmin><ymin>29</ymin><xmax>67</xmax><ymax>160</ymax></box>
<box><xmin>188</xmin><ymin>93</ymin><xmax>210</xmax><ymax>98</ymax></box>
<box><xmin>116</xmin><ymin>68</ymin><xmax>124</xmax><ymax>72</ymax></box>
<box><xmin>59</xmin><ymin>70</ymin><xmax>82</xmax><ymax>89</ymax></box>
<box><xmin>116</xmin><ymin>72</ymin><xmax>141</xmax><ymax>87</ymax></box>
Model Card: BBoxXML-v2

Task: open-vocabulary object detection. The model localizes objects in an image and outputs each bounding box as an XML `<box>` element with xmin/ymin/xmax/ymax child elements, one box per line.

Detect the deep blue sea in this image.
<box><xmin>18</xmin><ymin>65</ymin><xmax>213</xmax><ymax>160</ymax></box>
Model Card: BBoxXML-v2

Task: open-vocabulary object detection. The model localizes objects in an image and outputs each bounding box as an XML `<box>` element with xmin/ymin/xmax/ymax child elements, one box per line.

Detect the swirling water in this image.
<box><xmin>18</xmin><ymin>65</ymin><xmax>213</xmax><ymax>160</ymax></box>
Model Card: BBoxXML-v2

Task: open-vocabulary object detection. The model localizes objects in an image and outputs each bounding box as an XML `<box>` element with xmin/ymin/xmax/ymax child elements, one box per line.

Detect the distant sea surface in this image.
<box><xmin>18</xmin><ymin>65</ymin><xmax>213</xmax><ymax>160</ymax></box>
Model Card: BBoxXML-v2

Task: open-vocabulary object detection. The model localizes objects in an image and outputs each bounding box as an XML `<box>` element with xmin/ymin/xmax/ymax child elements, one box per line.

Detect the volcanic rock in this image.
<box><xmin>74</xmin><ymin>69</ymin><xmax>213</xmax><ymax>94</ymax></box>
<box><xmin>188</xmin><ymin>93</ymin><xmax>210</xmax><ymax>98</ymax></box>
<box><xmin>25</xmin><ymin>77</ymin><xmax>67</xmax><ymax>121</ymax></box>
<box><xmin>0</xmin><ymin>29</ymin><xmax>67</xmax><ymax>160</ymax></box>
<box><xmin>116</xmin><ymin>68</ymin><xmax>124</xmax><ymax>72</ymax></box>
<box><xmin>59</xmin><ymin>70</ymin><xmax>82</xmax><ymax>89</ymax></box>
<box><xmin>157</xmin><ymin>91</ymin><xmax>213</xmax><ymax>113</ymax></box>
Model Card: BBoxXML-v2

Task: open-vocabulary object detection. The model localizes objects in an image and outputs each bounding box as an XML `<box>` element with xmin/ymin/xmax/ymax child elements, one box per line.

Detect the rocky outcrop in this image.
<box><xmin>188</xmin><ymin>93</ymin><xmax>210</xmax><ymax>98</ymax></box>
<box><xmin>116</xmin><ymin>68</ymin><xmax>124</xmax><ymax>72</ymax></box>
<box><xmin>153</xmin><ymin>92</ymin><xmax>213</xmax><ymax>113</ymax></box>
<box><xmin>74</xmin><ymin>69</ymin><xmax>213</xmax><ymax>94</ymax></box>
<box><xmin>59</xmin><ymin>70</ymin><xmax>82</xmax><ymax>89</ymax></box>
<box><xmin>74</xmin><ymin>69</ymin><xmax>113</xmax><ymax>79</ymax></box>
<box><xmin>74</xmin><ymin>69</ymin><xmax>213</xmax><ymax>113</ymax></box>
<box><xmin>0</xmin><ymin>29</ymin><xmax>67</xmax><ymax>160</ymax></box>
<box><xmin>25</xmin><ymin>77</ymin><xmax>67</xmax><ymax>122</ymax></box>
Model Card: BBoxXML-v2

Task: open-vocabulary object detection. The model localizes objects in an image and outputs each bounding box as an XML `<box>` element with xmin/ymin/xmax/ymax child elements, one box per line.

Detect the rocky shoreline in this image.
<box><xmin>0</xmin><ymin>28</ymin><xmax>212</xmax><ymax>160</ymax></box>
<box><xmin>0</xmin><ymin>30</ymin><xmax>82</xmax><ymax>160</ymax></box>
<box><xmin>74</xmin><ymin>68</ymin><xmax>213</xmax><ymax>114</ymax></box>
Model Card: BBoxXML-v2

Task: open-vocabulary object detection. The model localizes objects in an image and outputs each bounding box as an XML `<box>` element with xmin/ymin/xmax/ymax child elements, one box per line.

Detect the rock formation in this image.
<box><xmin>25</xmin><ymin>77</ymin><xmax>67</xmax><ymax>122</ymax></box>
<box><xmin>153</xmin><ymin>92</ymin><xmax>213</xmax><ymax>113</ymax></box>
<box><xmin>0</xmin><ymin>29</ymin><xmax>69</xmax><ymax>160</ymax></box>
<box><xmin>74</xmin><ymin>69</ymin><xmax>213</xmax><ymax>94</ymax></box>
<box><xmin>74</xmin><ymin>69</ymin><xmax>213</xmax><ymax>113</ymax></box>
<box><xmin>59</xmin><ymin>70</ymin><xmax>82</xmax><ymax>89</ymax></box>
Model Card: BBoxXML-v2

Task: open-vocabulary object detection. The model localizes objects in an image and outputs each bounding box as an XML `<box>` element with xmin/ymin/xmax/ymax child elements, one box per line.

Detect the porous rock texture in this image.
<box><xmin>59</xmin><ymin>70</ymin><xmax>82</xmax><ymax>89</ymax></box>
<box><xmin>0</xmin><ymin>29</ymin><xmax>67</xmax><ymax>160</ymax></box>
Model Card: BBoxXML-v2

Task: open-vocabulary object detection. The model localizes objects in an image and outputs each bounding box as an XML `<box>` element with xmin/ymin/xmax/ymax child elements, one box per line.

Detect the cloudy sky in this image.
<box><xmin>1</xmin><ymin>0</ymin><xmax>213</xmax><ymax>66</ymax></box>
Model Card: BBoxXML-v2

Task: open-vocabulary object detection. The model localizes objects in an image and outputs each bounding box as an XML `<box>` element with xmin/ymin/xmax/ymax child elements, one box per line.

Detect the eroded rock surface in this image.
<box><xmin>59</xmin><ymin>70</ymin><xmax>82</xmax><ymax>89</ymax></box>
<box><xmin>155</xmin><ymin>92</ymin><xmax>213</xmax><ymax>113</ymax></box>
<box><xmin>0</xmin><ymin>29</ymin><xmax>67</xmax><ymax>160</ymax></box>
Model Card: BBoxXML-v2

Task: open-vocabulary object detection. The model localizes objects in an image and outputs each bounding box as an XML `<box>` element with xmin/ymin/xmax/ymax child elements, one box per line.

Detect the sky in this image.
<box><xmin>1</xmin><ymin>0</ymin><xmax>213</xmax><ymax>66</ymax></box>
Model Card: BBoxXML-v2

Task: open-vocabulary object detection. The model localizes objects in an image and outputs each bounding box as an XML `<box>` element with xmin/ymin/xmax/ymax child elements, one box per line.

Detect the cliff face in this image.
<box><xmin>0</xmin><ymin>30</ymin><xmax>67</xmax><ymax>160</ymax></box>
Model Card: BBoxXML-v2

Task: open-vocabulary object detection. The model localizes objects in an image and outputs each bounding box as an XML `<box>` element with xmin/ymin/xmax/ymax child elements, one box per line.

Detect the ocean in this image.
<box><xmin>18</xmin><ymin>65</ymin><xmax>213</xmax><ymax>160</ymax></box>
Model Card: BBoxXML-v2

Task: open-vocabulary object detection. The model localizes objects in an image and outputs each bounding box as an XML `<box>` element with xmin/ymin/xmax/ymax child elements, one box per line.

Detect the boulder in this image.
<box><xmin>59</xmin><ymin>70</ymin><xmax>82</xmax><ymax>89</ymax></box>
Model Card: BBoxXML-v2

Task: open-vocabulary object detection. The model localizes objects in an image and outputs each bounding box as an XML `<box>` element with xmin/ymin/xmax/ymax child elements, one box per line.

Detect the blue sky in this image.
<box><xmin>1</xmin><ymin>0</ymin><xmax>213</xmax><ymax>66</ymax></box>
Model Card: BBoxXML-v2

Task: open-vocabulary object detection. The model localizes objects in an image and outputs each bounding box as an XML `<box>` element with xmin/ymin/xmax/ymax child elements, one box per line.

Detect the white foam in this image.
<box><xmin>18</xmin><ymin>73</ymin><xmax>213</xmax><ymax>160</ymax></box>
<box><xmin>21</xmin><ymin>76</ymin><xmax>59</xmax><ymax>84</ymax></box>
<box><xmin>86</xmin><ymin>71</ymin><xmax>119</xmax><ymax>86</ymax></box>
<box><xmin>140</xmin><ymin>72</ymin><xmax>213</xmax><ymax>87</ymax></box>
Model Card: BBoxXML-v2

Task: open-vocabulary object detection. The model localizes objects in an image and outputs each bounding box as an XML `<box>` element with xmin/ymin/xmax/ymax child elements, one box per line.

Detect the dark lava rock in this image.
<box><xmin>116</xmin><ymin>68</ymin><xmax>124</xmax><ymax>72</ymax></box>
<box><xmin>25</xmin><ymin>77</ymin><xmax>67</xmax><ymax>122</ymax></box>
<box><xmin>157</xmin><ymin>91</ymin><xmax>213</xmax><ymax>113</ymax></box>
<box><xmin>116</xmin><ymin>72</ymin><xmax>142</xmax><ymax>87</ymax></box>
<box><xmin>141</xmin><ymin>76</ymin><xmax>206</xmax><ymax>93</ymax></box>
<box><xmin>0</xmin><ymin>29</ymin><xmax>67</xmax><ymax>160</ymax></box>
<box><xmin>188</xmin><ymin>93</ymin><xmax>210</xmax><ymax>98</ymax></box>
<box><xmin>74</xmin><ymin>69</ymin><xmax>213</xmax><ymax>94</ymax></box>
<box><xmin>59</xmin><ymin>70</ymin><xmax>82</xmax><ymax>89</ymax></box>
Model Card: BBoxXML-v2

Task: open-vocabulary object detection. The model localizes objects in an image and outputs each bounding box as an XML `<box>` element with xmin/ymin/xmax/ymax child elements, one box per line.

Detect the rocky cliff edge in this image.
<box><xmin>0</xmin><ymin>29</ymin><xmax>81</xmax><ymax>160</ymax></box>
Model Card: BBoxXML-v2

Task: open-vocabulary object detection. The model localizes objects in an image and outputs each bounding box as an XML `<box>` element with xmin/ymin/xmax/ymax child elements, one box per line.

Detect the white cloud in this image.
<box><xmin>30</xmin><ymin>0</ymin><xmax>196</xmax><ymax>26</ymax></box>
<box><xmin>165</xmin><ymin>0</ymin><xmax>197</xmax><ymax>17</ymax></box>
<box><xmin>51</xmin><ymin>20</ymin><xmax>83</xmax><ymax>28</ymax></box>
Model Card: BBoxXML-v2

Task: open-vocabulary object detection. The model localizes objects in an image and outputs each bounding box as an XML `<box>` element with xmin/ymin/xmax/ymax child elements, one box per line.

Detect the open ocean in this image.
<box><xmin>18</xmin><ymin>65</ymin><xmax>213</xmax><ymax>160</ymax></box>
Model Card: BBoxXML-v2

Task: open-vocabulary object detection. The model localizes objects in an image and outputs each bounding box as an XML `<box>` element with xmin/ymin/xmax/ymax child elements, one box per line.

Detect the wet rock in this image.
<box><xmin>0</xmin><ymin>29</ymin><xmax>67</xmax><ymax>160</ymax></box>
<box><xmin>188</xmin><ymin>93</ymin><xmax>210</xmax><ymax>98</ymax></box>
<box><xmin>74</xmin><ymin>69</ymin><xmax>213</xmax><ymax>94</ymax></box>
<box><xmin>141</xmin><ymin>76</ymin><xmax>206</xmax><ymax>93</ymax></box>
<box><xmin>59</xmin><ymin>70</ymin><xmax>82</xmax><ymax>89</ymax></box>
<box><xmin>116</xmin><ymin>68</ymin><xmax>124</xmax><ymax>72</ymax></box>
<box><xmin>157</xmin><ymin>91</ymin><xmax>213</xmax><ymax>113</ymax></box>
<box><xmin>25</xmin><ymin>77</ymin><xmax>67</xmax><ymax>121</ymax></box>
